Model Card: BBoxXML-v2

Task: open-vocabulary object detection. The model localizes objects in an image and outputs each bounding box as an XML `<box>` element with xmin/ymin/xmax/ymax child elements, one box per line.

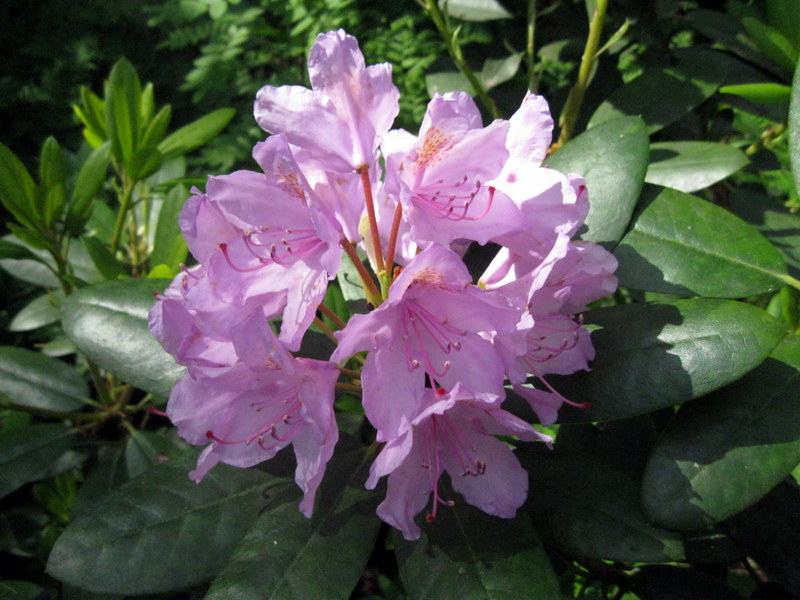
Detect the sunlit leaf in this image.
<box><xmin>645</xmin><ymin>142</ymin><xmax>748</xmax><ymax>192</ymax></box>
<box><xmin>438</xmin><ymin>0</ymin><xmax>511</xmax><ymax>21</ymax></box>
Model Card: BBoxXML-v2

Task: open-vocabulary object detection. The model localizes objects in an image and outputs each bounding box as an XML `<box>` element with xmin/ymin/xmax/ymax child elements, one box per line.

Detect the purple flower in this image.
<box><xmin>331</xmin><ymin>244</ymin><xmax>519</xmax><ymax>441</ymax></box>
<box><xmin>366</xmin><ymin>385</ymin><xmax>551</xmax><ymax>540</ymax></box>
<box><xmin>167</xmin><ymin>310</ymin><xmax>339</xmax><ymax>517</ymax></box>
<box><xmin>254</xmin><ymin>29</ymin><xmax>399</xmax><ymax>174</ymax></box>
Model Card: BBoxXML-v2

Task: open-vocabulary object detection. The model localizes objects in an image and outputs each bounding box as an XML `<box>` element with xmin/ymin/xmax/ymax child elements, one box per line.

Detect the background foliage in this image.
<box><xmin>1</xmin><ymin>0</ymin><xmax>800</xmax><ymax>599</ymax></box>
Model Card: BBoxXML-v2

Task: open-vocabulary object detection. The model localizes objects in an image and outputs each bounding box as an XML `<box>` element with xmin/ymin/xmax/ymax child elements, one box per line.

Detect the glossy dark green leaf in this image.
<box><xmin>614</xmin><ymin>186</ymin><xmax>787</xmax><ymax>297</ymax></box>
<box><xmin>206</xmin><ymin>438</ymin><xmax>380</xmax><ymax>600</ymax></box>
<box><xmin>556</xmin><ymin>299</ymin><xmax>786</xmax><ymax>423</ymax></box>
<box><xmin>9</xmin><ymin>292</ymin><xmax>61</xmax><ymax>332</ymax></box>
<box><xmin>544</xmin><ymin>116</ymin><xmax>648</xmax><ymax>246</ymax></box>
<box><xmin>124</xmin><ymin>429</ymin><xmax>187</xmax><ymax>479</ymax></box>
<box><xmin>0</xmin><ymin>346</ymin><xmax>87</xmax><ymax>411</ymax></box>
<box><xmin>104</xmin><ymin>58</ymin><xmax>142</xmax><ymax>165</ymax></box>
<box><xmin>790</xmin><ymin>57</ymin><xmax>800</xmax><ymax>198</ymax></box>
<box><xmin>158</xmin><ymin>108</ymin><xmax>235</xmax><ymax>160</ymax></box>
<box><xmin>588</xmin><ymin>69</ymin><xmax>719</xmax><ymax>134</ymax></box>
<box><xmin>61</xmin><ymin>278</ymin><xmax>184</xmax><ymax>398</ymax></box>
<box><xmin>641</xmin><ymin>334</ymin><xmax>800</xmax><ymax>531</ymax></box>
<box><xmin>645</xmin><ymin>142</ymin><xmax>748</xmax><ymax>192</ymax></box>
<box><xmin>0</xmin><ymin>424</ymin><xmax>75</xmax><ymax>498</ymax></box>
<box><xmin>520</xmin><ymin>447</ymin><xmax>685</xmax><ymax>562</ymax></box>
<box><xmin>47</xmin><ymin>448</ymin><xmax>284</xmax><ymax>595</ymax></box>
<box><xmin>395</xmin><ymin>480</ymin><xmax>560</xmax><ymax>600</ymax></box>
<box><xmin>439</xmin><ymin>0</ymin><xmax>511</xmax><ymax>21</ymax></box>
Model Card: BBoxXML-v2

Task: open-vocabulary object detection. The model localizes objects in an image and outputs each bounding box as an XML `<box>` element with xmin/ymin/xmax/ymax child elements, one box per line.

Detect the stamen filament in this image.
<box><xmin>358</xmin><ymin>166</ymin><xmax>385</xmax><ymax>273</ymax></box>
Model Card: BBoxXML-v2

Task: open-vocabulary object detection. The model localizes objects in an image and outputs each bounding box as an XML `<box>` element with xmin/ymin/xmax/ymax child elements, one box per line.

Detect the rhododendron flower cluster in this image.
<box><xmin>149</xmin><ymin>29</ymin><xmax>618</xmax><ymax>540</ymax></box>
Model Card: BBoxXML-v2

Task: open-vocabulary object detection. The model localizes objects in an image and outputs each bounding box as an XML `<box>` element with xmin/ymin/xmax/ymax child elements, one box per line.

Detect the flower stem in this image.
<box><xmin>380</xmin><ymin>201</ymin><xmax>404</xmax><ymax>299</ymax></box>
<box><xmin>111</xmin><ymin>174</ymin><xmax>134</xmax><ymax>255</ymax></box>
<box><xmin>314</xmin><ymin>317</ymin><xmax>339</xmax><ymax>344</ymax></box>
<box><xmin>556</xmin><ymin>0</ymin><xmax>609</xmax><ymax>147</ymax></box>
<box><xmin>341</xmin><ymin>237</ymin><xmax>382</xmax><ymax>307</ymax></box>
<box><xmin>423</xmin><ymin>0</ymin><xmax>501</xmax><ymax>119</ymax></box>
<box><xmin>358</xmin><ymin>166</ymin><xmax>385</xmax><ymax>274</ymax></box>
<box><xmin>318</xmin><ymin>302</ymin><xmax>348</xmax><ymax>330</ymax></box>
<box><xmin>526</xmin><ymin>0</ymin><xmax>539</xmax><ymax>93</ymax></box>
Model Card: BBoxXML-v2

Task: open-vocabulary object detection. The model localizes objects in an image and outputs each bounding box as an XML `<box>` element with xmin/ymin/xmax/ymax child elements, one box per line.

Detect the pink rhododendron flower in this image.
<box><xmin>167</xmin><ymin>310</ymin><xmax>339</xmax><ymax>517</ymax></box>
<box><xmin>150</xmin><ymin>29</ymin><xmax>619</xmax><ymax>536</ymax></box>
<box><xmin>366</xmin><ymin>385</ymin><xmax>551</xmax><ymax>540</ymax></box>
<box><xmin>331</xmin><ymin>244</ymin><xmax>519</xmax><ymax>441</ymax></box>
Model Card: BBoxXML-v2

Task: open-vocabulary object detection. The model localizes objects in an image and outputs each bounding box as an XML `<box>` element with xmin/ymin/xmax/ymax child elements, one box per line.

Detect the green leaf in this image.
<box><xmin>790</xmin><ymin>58</ymin><xmax>800</xmax><ymax>199</ymax></box>
<box><xmin>629</xmin><ymin>565</ymin><xmax>745</xmax><ymax>600</ymax></box>
<box><xmin>0</xmin><ymin>234</ymin><xmax>101</xmax><ymax>289</ymax></box>
<box><xmin>555</xmin><ymin>298</ymin><xmax>787</xmax><ymax>423</ymax></box>
<box><xmin>519</xmin><ymin>447</ymin><xmax>685</xmax><ymax>562</ymax></box>
<box><xmin>0</xmin><ymin>346</ymin><xmax>88</xmax><ymax>412</ymax></box>
<box><xmin>39</xmin><ymin>137</ymin><xmax>68</xmax><ymax>227</ymax></box>
<box><xmin>742</xmin><ymin>17</ymin><xmax>797</xmax><ymax>73</ymax></box>
<box><xmin>47</xmin><ymin>448</ymin><xmax>283</xmax><ymax>595</ymax></box>
<box><xmin>124</xmin><ymin>429</ymin><xmax>186</xmax><ymax>479</ymax></box>
<box><xmin>151</xmin><ymin>183</ymin><xmax>188</xmax><ymax>270</ymax></box>
<box><xmin>9</xmin><ymin>291</ymin><xmax>62</xmax><ymax>332</ymax></box>
<box><xmin>0</xmin><ymin>239</ymin><xmax>47</xmax><ymax>263</ymax></box>
<box><xmin>140</xmin><ymin>104</ymin><xmax>172</xmax><ymax>149</ymax></box>
<box><xmin>641</xmin><ymin>334</ymin><xmax>800</xmax><ymax>531</ymax></box>
<box><xmin>395</xmin><ymin>479</ymin><xmax>560</xmax><ymax>600</ymax></box>
<box><xmin>767</xmin><ymin>0</ymin><xmax>800</xmax><ymax>51</ymax></box>
<box><xmin>74</xmin><ymin>87</ymin><xmax>107</xmax><ymax>145</ymax></box>
<box><xmin>104</xmin><ymin>58</ymin><xmax>142</xmax><ymax>166</ymax></box>
<box><xmin>544</xmin><ymin>116</ymin><xmax>649</xmax><ymax>246</ymax></box>
<box><xmin>0</xmin><ymin>580</ymin><xmax>46</xmax><ymax>600</ymax></box>
<box><xmin>0</xmin><ymin>424</ymin><xmax>75</xmax><ymax>499</ymax></box>
<box><xmin>81</xmin><ymin>236</ymin><xmax>128</xmax><ymax>280</ymax></box>
<box><xmin>60</xmin><ymin>278</ymin><xmax>184</xmax><ymax>398</ymax></box>
<box><xmin>614</xmin><ymin>186</ymin><xmax>787</xmax><ymax>296</ymax></box>
<box><xmin>438</xmin><ymin>0</ymin><xmax>511</xmax><ymax>21</ymax></box>
<box><xmin>721</xmin><ymin>82</ymin><xmax>791</xmax><ymax>104</ymax></box>
<box><xmin>206</xmin><ymin>438</ymin><xmax>380</xmax><ymax>600</ymax></box>
<box><xmin>588</xmin><ymin>63</ymin><xmax>720</xmax><ymax>134</ymax></box>
<box><xmin>65</xmin><ymin>143</ymin><xmax>110</xmax><ymax>235</ymax></box>
<box><xmin>645</xmin><ymin>142</ymin><xmax>749</xmax><ymax>193</ymax></box>
<box><xmin>0</xmin><ymin>142</ymin><xmax>38</xmax><ymax>230</ymax></box>
<box><xmin>425</xmin><ymin>52</ymin><xmax>524</xmax><ymax>96</ymax></box>
<box><xmin>157</xmin><ymin>108</ymin><xmax>235</xmax><ymax>160</ymax></box>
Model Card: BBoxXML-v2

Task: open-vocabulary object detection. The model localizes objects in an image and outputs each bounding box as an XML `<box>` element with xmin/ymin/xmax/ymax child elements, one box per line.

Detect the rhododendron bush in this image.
<box><xmin>2</xmin><ymin>2</ymin><xmax>800</xmax><ymax>599</ymax></box>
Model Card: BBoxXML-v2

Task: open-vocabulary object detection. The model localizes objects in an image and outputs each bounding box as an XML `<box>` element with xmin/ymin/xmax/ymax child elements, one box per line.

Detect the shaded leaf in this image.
<box><xmin>520</xmin><ymin>447</ymin><xmax>685</xmax><ymax>562</ymax></box>
<box><xmin>151</xmin><ymin>183</ymin><xmax>189</xmax><ymax>270</ymax></box>
<box><xmin>47</xmin><ymin>448</ymin><xmax>284</xmax><ymax>595</ymax></box>
<box><xmin>614</xmin><ymin>185</ymin><xmax>787</xmax><ymax>297</ymax></box>
<box><xmin>206</xmin><ymin>437</ymin><xmax>380</xmax><ymax>600</ymax></box>
<box><xmin>544</xmin><ymin>116</ymin><xmax>648</xmax><ymax>246</ymax></box>
<box><xmin>645</xmin><ymin>142</ymin><xmax>748</xmax><ymax>192</ymax></box>
<box><xmin>81</xmin><ymin>236</ymin><xmax>128</xmax><ymax>280</ymax></box>
<box><xmin>60</xmin><ymin>278</ymin><xmax>184</xmax><ymax>398</ymax></box>
<box><xmin>0</xmin><ymin>424</ymin><xmax>75</xmax><ymax>499</ymax></box>
<box><xmin>0</xmin><ymin>346</ymin><xmax>87</xmax><ymax>412</ymax></box>
<box><xmin>395</xmin><ymin>479</ymin><xmax>560</xmax><ymax>600</ymax></box>
<box><xmin>556</xmin><ymin>298</ymin><xmax>786</xmax><ymax>422</ymax></box>
<box><xmin>66</xmin><ymin>143</ymin><xmax>110</xmax><ymax>235</ymax></box>
<box><xmin>641</xmin><ymin>334</ymin><xmax>800</xmax><ymax>531</ymax></box>
<box><xmin>629</xmin><ymin>565</ymin><xmax>745</xmax><ymax>600</ymax></box>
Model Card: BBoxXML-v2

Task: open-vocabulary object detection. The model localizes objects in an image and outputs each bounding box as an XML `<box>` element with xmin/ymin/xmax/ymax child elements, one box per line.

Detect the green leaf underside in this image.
<box><xmin>47</xmin><ymin>448</ymin><xmax>283</xmax><ymax>595</ymax></box>
<box><xmin>60</xmin><ymin>278</ymin><xmax>184</xmax><ymax>398</ymax></box>
<box><xmin>206</xmin><ymin>438</ymin><xmax>380</xmax><ymax>600</ymax></box>
<box><xmin>0</xmin><ymin>346</ymin><xmax>87</xmax><ymax>411</ymax></box>
<box><xmin>556</xmin><ymin>298</ymin><xmax>786</xmax><ymax>423</ymax></box>
<box><xmin>645</xmin><ymin>141</ymin><xmax>748</xmax><ymax>193</ymax></box>
<box><xmin>615</xmin><ymin>185</ymin><xmax>787</xmax><ymax>297</ymax></box>
<box><xmin>544</xmin><ymin>116</ymin><xmax>649</xmax><ymax>246</ymax></box>
<box><xmin>395</xmin><ymin>478</ymin><xmax>560</xmax><ymax>600</ymax></box>
<box><xmin>641</xmin><ymin>334</ymin><xmax>800</xmax><ymax>531</ymax></box>
<box><xmin>0</xmin><ymin>424</ymin><xmax>75</xmax><ymax>499</ymax></box>
<box><xmin>520</xmin><ymin>447</ymin><xmax>685</xmax><ymax>562</ymax></box>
